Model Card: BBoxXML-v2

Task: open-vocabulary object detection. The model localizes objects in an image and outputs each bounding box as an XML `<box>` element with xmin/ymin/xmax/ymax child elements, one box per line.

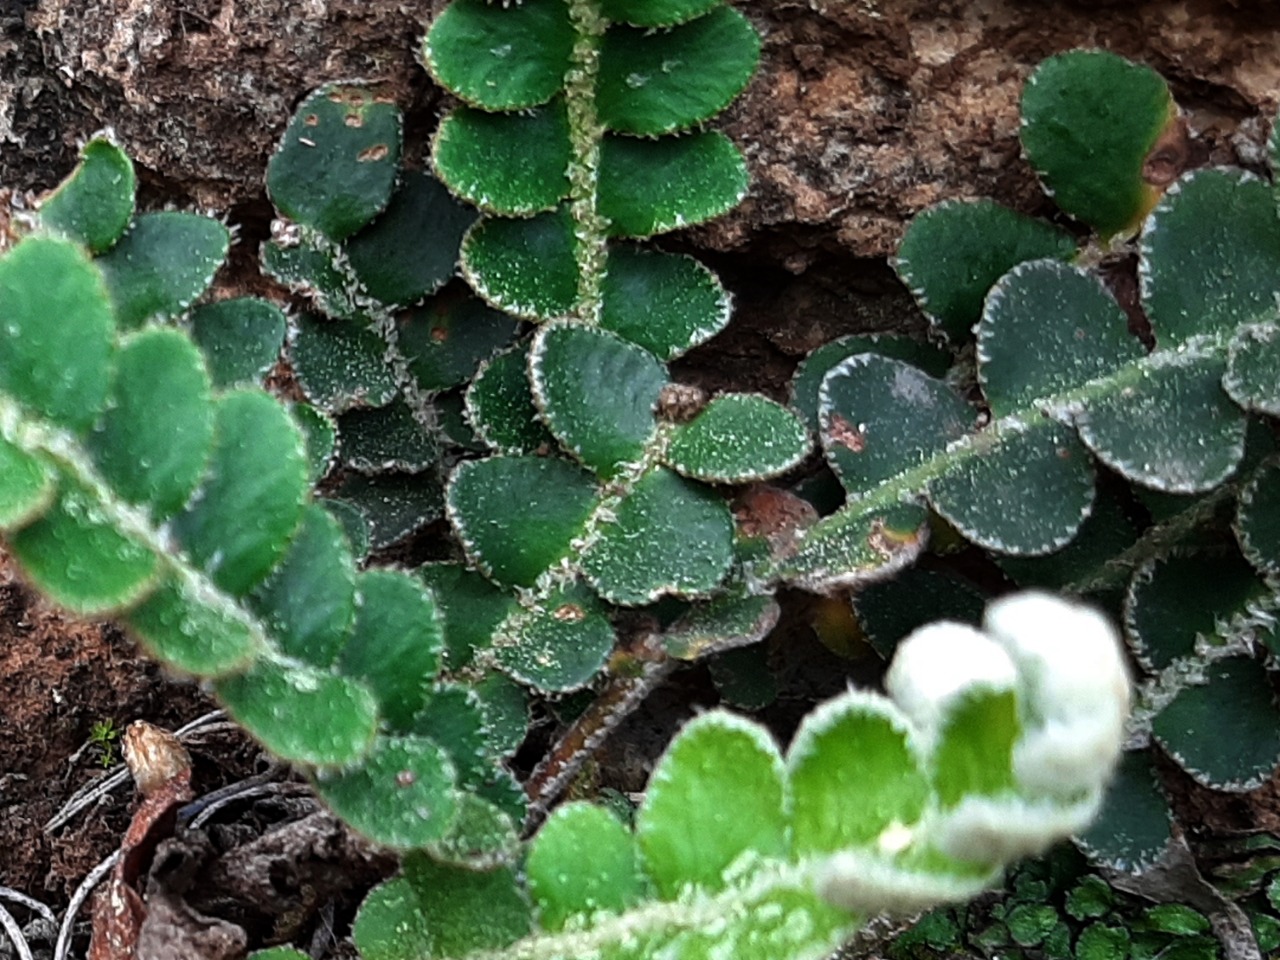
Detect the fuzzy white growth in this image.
<box><xmin>934</xmin><ymin>790</ymin><xmax>1102</xmax><ymax>865</ymax></box>
<box><xmin>884</xmin><ymin>621</ymin><xmax>1018</xmax><ymax>737</ymax></box>
<box><xmin>811</xmin><ymin>593</ymin><xmax>1128</xmax><ymax>919</ymax></box>
<box><xmin>983</xmin><ymin>591</ymin><xmax>1130</xmax><ymax>798</ymax></box>
<box><xmin>816</xmin><ymin>850</ymin><xmax>997</xmax><ymax>916</ymax></box>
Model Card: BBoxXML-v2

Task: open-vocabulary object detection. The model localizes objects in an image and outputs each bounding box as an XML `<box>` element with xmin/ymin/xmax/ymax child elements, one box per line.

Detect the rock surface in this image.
<box><xmin>720</xmin><ymin>0</ymin><xmax>1280</xmax><ymax>262</ymax></box>
<box><xmin>3</xmin><ymin>0</ymin><xmax>1276</xmax><ymax>260</ymax></box>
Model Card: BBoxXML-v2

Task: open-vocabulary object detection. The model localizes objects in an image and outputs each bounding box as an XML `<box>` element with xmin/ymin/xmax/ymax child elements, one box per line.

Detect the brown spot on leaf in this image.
<box><xmin>552</xmin><ymin>603</ymin><xmax>586</xmax><ymax>622</ymax></box>
<box><xmin>430</xmin><ymin>324</ymin><xmax>449</xmax><ymax>343</ymax></box>
<box><xmin>395</xmin><ymin>770</ymin><xmax>417</xmax><ymax>787</ymax></box>
<box><xmin>867</xmin><ymin>515</ymin><xmax>924</xmax><ymax>561</ymax></box>
<box><xmin>655</xmin><ymin>383</ymin><xmax>708</xmax><ymax>424</ymax></box>
<box><xmin>345</xmin><ymin>112</ymin><xmax>364</xmax><ymax>128</ymax></box>
<box><xmin>357</xmin><ymin>143</ymin><xmax>389</xmax><ymax>162</ymax></box>
<box><xmin>733</xmin><ymin>484</ymin><xmax>819</xmax><ymax>562</ymax></box>
<box><xmin>1143</xmin><ymin>115</ymin><xmax>1190</xmax><ymax>188</ymax></box>
<box><xmin>734</xmin><ymin>485</ymin><xmax>817</xmax><ymax>539</ymax></box>
<box><xmin>827</xmin><ymin>414</ymin><xmax>866</xmax><ymax>452</ymax></box>
<box><xmin>303</xmin><ymin>113</ymin><xmax>319</xmax><ymax>126</ymax></box>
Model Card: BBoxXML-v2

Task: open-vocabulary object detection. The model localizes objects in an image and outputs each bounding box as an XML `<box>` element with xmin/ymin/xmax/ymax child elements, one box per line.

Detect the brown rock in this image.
<box><xmin>4</xmin><ymin>0</ymin><xmax>1276</xmax><ymax>259</ymax></box>
<box><xmin>715</xmin><ymin>0</ymin><xmax>1280</xmax><ymax>261</ymax></box>
<box><xmin>12</xmin><ymin>0</ymin><xmax>435</xmax><ymax>205</ymax></box>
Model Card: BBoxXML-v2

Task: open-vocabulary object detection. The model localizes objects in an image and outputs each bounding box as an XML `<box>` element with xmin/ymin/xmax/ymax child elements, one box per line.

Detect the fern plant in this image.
<box><xmin>421</xmin><ymin>0</ymin><xmax>810</xmax><ymax>697</ymax></box>
<box><xmin>768</xmin><ymin>56</ymin><xmax>1203</xmax><ymax>590</ymax></box>
<box><xmin>252</xmin><ymin>39</ymin><xmax>1280</xmax><ymax>957</ymax></box>
<box><xmin>0</xmin><ymin>137</ymin><xmax>498</xmax><ymax>852</ymax></box>
<box><xmin>350</xmin><ymin>591</ymin><xmax>1130</xmax><ymax>960</ymax></box>
<box><xmin>778</xmin><ymin>50</ymin><xmax>1280</xmax><ymax>885</ymax></box>
<box><xmin>0</xmin><ymin>0</ymin><xmax>813</xmax><ymax>877</ymax></box>
<box><xmin>0</xmin><ymin>152</ymin><xmax>1135</xmax><ymax>957</ymax></box>
<box><xmin>3</xmin><ymin>25</ymin><xmax>1265</xmax><ymax>960</ymax></box>
<box><xmin>256</xmin><ymin>0</ymin><xmax>813</xmax><ymax>760</ymax></box>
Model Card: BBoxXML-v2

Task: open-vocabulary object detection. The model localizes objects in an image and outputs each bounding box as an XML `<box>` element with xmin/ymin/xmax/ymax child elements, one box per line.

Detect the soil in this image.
<box><xmin>0</xmin><ymin>569</ymin><xmax>216</xmax><ymax>903</ymax></box>
<box><xmin>0</xmin><ymin>558</ymin><xmax>399</xmax><ymax>959</ymax></box>
<box><xmin>2</xmin><ymin>1</ymin><xmax>1280</xmax><ymax>958</ymax></box>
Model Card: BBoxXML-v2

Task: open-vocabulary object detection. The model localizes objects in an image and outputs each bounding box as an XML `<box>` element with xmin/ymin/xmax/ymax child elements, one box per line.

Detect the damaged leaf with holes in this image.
<box><xmin>267</xmin><ymin>84</ymin><xmax>403</xmax><ymax>241</ymax></box>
